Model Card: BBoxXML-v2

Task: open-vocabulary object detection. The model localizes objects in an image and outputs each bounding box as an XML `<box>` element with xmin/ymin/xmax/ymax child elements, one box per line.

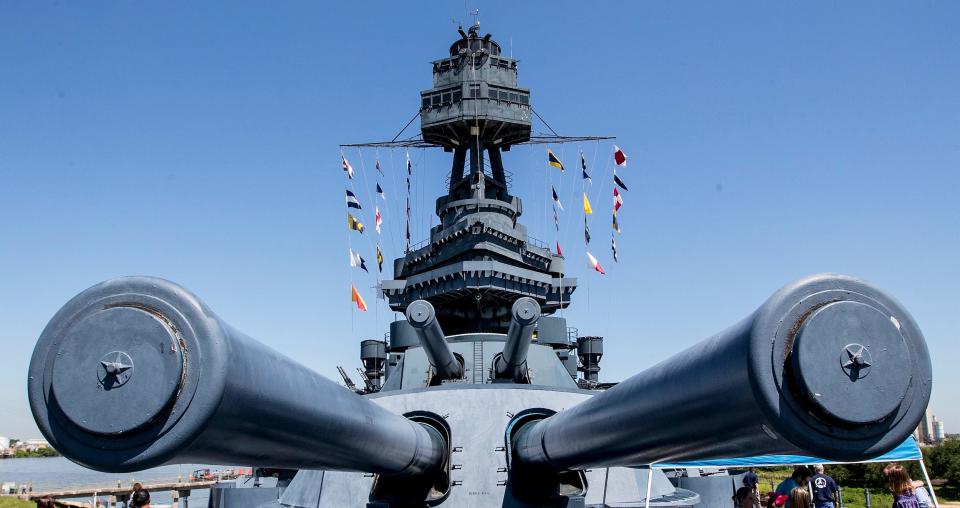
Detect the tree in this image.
<box><xmin>925</xmin><ymin>440</ymin><xmax>960</xmax><ymax>488</ymax></box>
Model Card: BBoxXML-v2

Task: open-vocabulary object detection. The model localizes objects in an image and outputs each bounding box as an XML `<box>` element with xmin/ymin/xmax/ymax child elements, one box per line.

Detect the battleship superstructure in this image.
<box><xmin>27</xmin><ymin>24</ymin><xmax>933</xmax><ymax>508</ymax></box>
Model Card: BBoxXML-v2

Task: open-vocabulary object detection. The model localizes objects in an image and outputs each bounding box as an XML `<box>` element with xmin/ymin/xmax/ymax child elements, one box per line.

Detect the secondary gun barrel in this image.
<box><xmin>513</xmin><ymin>273</ymin><xmax>932</xmax><ymax>470</ymax></box>
<box><xmin>27</xmin><ymin>277</ymin><xmax>445</xmax><ymax>474</ymax></box>
<box><xmin>405</xmin><ymin>300</ymin><xmax>464</xmax><ymax>380</ymax></box>
<box><xmin>495</xmin><ymin>297</ymin><xmax>541</xmax><ymax>380</ymax></box>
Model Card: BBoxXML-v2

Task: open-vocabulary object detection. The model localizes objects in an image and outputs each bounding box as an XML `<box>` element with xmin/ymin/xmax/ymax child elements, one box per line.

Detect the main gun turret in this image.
<box><xmin>27</xmin><ymin>277</ymin><xmax>447</xmax><ymax>477</ymax></box>
<box><xmin>510</xmin><ymin>274</ymin><xmax>932</xmax><ymax>472</ymax></box>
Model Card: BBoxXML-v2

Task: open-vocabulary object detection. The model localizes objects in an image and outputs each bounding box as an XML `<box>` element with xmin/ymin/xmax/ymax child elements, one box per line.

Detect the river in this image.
<box><xmin>0</xmin><ymin>457</ymin><xmax>228</xmax><ymax>506</ymax></box>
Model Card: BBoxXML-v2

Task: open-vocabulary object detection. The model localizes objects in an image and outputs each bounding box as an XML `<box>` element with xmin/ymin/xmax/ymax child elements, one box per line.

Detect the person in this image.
<box><xmin>911</xmin><ymin>480</ymin><xmax>933</xmax><ymax>508</ymax></box>
<box><xmin>775</xmin><ymin>467</ymin><xmax>812</xmax><ymax>508</ymax></box>
<box><xmin>735</xmin><ymin>486</ymin><xmax>755</xmax><ymax>508</ymax></box>
<box><xmin>129</xmin><ymin>489</ymin><xmax>150</xmax><ymax>508</ymax></box>
<box><xmin>125</xmin><ymin>482</ymin><xmax>143</xmax><ymax>508</ymax></box>
<box><xmin>810</xmin><ymin>464</ymin><xmax>840</xmax><ymax>508</ymax></box>
<box><xmin>743</xmin><ymin>467</ymin><xmax>761</xmax><ymax>508</ymax></box>
<box><xmin>883</xmin><ymin>463</ymin><xmax>920</xmax><ymax>508</ymax></box>
<box><xmin>789</xmin><ymin>487</ymin><xmax>812</xmax><ymax>508</ymax></box>
<box><xmin>766</xmin><ymin>491</ymin><xmax>789</xmax><ymax>508</ymax></box>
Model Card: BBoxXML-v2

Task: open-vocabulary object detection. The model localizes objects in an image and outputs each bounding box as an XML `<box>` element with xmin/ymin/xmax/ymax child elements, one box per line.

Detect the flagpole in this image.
<box><xmin>918</xmin><ymin>455</ymin><xmax>940</xmax><ymax>508</ymax></box>
<box><xmin>643</xmin><ymin>466</ymin><xmax>653</xmax><ymax>508</ymax></box>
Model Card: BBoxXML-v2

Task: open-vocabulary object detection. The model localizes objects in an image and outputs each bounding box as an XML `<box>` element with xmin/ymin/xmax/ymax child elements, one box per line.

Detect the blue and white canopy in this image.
<box><xmin>654</xmin><ymin>437</ymin><xmax>921</xmax><ymax>469</ymax></box>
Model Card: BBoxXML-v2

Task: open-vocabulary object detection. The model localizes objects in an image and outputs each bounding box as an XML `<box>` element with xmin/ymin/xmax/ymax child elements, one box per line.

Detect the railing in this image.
<box><xmin>526</xmin><ymin>236</ymin><xmax>550</xmax><ymax>251</ymax></box>
<box><xmin>441</xmin><ymin>163</ymin><xmax>514</xmax><ymax>187</ymax></box>
<box><xmin>407</xmin><ymin>238</ymin><xmax>430</xmax><ymax>252</ymax></box>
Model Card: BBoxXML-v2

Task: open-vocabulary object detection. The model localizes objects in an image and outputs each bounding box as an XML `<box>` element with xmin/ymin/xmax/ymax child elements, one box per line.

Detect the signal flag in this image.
<box><xmin>614</xmin><ymin>173</ymin><xmax>629</xmax><ymax>191</ymax></box>
<box><xmin>342</xmin><ymin>155</ymin><xmax>354</xmax><ymax>179</ymax></box>
<box><xmin>547</xmin><ymin>149</ymin><xmax>564</xmax><ymax>171</ymax></box>
<box><xmin>349</xmin><ymin>249</ymin><xmax>368</xmax><ymax>272</ymax></box>
<box><xmin>351</xmin><ymin>285</ymin><xmax>368</xmax><ymax>312</ymax></box>
<box><xmin>346</xmin><ymin>190</ymin><xmax>362</xmax><ymax>209</ymax></box>
<box><xmin>613</xmin><ymin>146</ymin><xmax>627</xmax><ymax>167</ymax></box>
<box><xmin>586</xmin><ymin>251</ymin><xmax>606</xmax><ymax>275</ymax></box>
<box><xmin>347</xmin><ymin>213</ymin><xmax>365</xmax><ymax>233</ymax></box>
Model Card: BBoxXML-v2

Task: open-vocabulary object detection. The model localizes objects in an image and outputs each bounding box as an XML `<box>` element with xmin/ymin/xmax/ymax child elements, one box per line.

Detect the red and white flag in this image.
<box><xmin>586</xmin><ymin>251</ymin><xmax>605</xmax><ymax>275</ymax></box>
<box><xmin>342</xmin><ymin>155</ymin><xmax>354</xmax><ymax>179</ymax></box>
<box><xmin>375</xmin><ymin>207</ymin><xmax>382</xmax><ymax>234</ymax></box>
<box><xmin>613</xmin><ymin>187</ymin><xmax>623</xmax><ymax>212</ymax></box>
<box><xmin>613</xmin><ymin>146</ymin><xmax>627</xmax><ymax>167</ymax></box>
<box><xmin>556</xmin><ymin>242</ymin><xmax>563</xmax><ymax>257</ymax></box>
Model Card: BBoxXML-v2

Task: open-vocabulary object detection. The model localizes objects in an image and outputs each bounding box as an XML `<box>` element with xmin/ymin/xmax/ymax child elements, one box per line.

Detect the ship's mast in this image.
<box><xmin>380</xmin><ymin>27</ymin><xmax>577</xmax><ymax>334</ymax></box>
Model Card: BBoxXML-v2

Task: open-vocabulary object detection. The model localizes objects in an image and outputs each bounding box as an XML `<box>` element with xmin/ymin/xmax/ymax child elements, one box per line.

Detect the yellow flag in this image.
<box><xmin>547</xmin><ymin>149</ymin><xmax>564</xmax><ymax>171</ymax></box>
<box><xmin>583</xmin><ymin>193</ymin><xmax>593</xmax><ymax>215</ymax></box>
<box><xmin>347</xmin><ymin>213</ymin><xmax>365</xmax><ymax>233</ymax></box>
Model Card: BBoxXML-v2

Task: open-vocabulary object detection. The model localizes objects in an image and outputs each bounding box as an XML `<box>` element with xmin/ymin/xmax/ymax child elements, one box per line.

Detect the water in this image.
<box><xmin>0</xmin><ymin>457</ymin><xmax>229</xmax><ymax>506</ymax></box>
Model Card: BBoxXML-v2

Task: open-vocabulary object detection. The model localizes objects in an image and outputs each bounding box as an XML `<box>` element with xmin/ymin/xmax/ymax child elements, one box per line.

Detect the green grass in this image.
<box><xmin>839</xmin><ymin>487</ymin><xmax>894</xmax><ymax>508</ymax></box>
<box><xmin>0</xmin><ymin>497</ymin><xmax>34</xmax><ymax>508</ymax></box>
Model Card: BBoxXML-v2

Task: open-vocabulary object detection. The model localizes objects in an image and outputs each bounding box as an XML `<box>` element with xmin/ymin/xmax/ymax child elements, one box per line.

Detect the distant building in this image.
<box><xmin>915</xmin><ymin>407</ymin><xmax>935</xmax><ymax>444</ymax></box>
<box><xmin>0</xmin><ymin>436</ymin><xmax>9</xmax><ymax>450</ymax></box>
<box><xmin>933</xmin><ymin>416</ymin><xmax>946</xmax><ymax>442</ymax></box>
<box><xmin>14</xmin><ymin>438</ymin><xmax>49</xmax><ymax>451</ymax></box>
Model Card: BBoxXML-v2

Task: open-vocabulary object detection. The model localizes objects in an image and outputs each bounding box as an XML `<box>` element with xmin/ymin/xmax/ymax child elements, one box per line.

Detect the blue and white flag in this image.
<box><xmin>346</xmin><ymin>190</ymin><xmax>362</xmax><ymax>209</ymax></box>
<box><xmin>580</xmin><ymin>150</ymin><xmax>591</xmax><ymax>183</ymax></box>
<box><xmin>349</xmin><ymin>248</ymin><xmax>368</xmax><ymax>272</ymax></box>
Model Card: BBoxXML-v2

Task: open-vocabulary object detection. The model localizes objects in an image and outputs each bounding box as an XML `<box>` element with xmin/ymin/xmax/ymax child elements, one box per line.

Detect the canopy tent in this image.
<box><xmin>653</xmin><ymin>437</ymin><xmax>922</xmax><ymax>468</ymax></box>
<box><xmin>637</xmin><ymin>437</ymin><xmax>939</xmax><ymax>508</ymax></box>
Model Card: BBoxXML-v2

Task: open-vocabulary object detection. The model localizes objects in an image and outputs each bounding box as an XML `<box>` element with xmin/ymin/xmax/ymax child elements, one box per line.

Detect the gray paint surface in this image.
<box><xmin>280</xmin><ymin>386</ymin><xmax>697</xmax><ymax>508</ymax></box>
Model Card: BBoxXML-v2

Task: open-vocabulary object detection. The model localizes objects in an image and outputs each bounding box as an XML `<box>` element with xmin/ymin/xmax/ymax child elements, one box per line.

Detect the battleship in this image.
<box><xmin>26</xmin><ymin>23</ymin><xmax>932</xmax><ymax>508</ymax></box>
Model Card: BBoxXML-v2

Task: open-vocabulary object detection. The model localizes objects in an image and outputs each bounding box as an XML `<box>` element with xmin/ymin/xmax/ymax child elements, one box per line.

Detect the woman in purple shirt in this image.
<box><xmin>884</xmin><ymin>463</ymin><xmax>923</xmax><ymax>508</ymax></box>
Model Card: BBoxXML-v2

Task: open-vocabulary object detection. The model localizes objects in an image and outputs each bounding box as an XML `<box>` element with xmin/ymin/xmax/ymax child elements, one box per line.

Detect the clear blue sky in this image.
<box><xmin>1</xmin><ymin>2</ymin><xmax>957</xmax><ymax>439</ymax></box>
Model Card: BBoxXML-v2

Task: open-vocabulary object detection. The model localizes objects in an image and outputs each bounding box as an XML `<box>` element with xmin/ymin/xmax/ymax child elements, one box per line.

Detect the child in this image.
<box><xmin>789</xmin><ymin>487</ymin><xmax>811</xmax><ymax>508</ymax></box>
<box><xmin>883</xmin><ymin>463</ymin><xmax>920</xmax><ymax>508</ymax></box>
<box><xmin>735</xmin><ymin>487</ymin><xmax>755</xmax><ymax>508</ymax></box>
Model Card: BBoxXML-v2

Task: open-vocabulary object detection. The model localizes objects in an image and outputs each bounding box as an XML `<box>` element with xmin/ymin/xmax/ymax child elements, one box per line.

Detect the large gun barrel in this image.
<box><xmin>405</xmin><ymin>300</ymin><xmax>464</xmax><ymax>380</ymax></box>
<box><xmin>513</xmin><ymin>274</ymin><xmax>932</xmax><ymax>470</ymax></box>
<box><xmin>27</xmin><ymin>277</ymin><xmax>445</xmax><ymax>474</ymax></box>
<box><xmin>495</xmin><ymin>297</ymin><xmax>541</xmax><ymax>381</ymax></box>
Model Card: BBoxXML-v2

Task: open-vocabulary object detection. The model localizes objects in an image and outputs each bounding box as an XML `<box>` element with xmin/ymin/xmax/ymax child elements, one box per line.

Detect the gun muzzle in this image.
<box><xmin>495</xmin><ymin>297</ymin><xmax>541</xmax><ymax>381</ymax></box>
<box><xmin>405</xmin><ymin>300</ymin><xmax>464</xmax><ymax>380</ymax></box>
